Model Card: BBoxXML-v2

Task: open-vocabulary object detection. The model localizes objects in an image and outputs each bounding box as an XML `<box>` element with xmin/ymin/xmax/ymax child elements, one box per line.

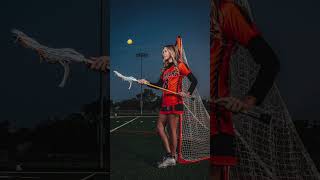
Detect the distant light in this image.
<box><xmin>127</xmin><ymin>39</ymin><xmax>133</xmax><ymax>45</ymax></box>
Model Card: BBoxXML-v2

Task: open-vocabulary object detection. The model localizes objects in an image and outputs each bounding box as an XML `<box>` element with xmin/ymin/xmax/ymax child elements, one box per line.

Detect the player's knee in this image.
<box><xmin>156</xmin><ymin>123</ymin><xmax>164</xmax><ymax>134</ymax></box>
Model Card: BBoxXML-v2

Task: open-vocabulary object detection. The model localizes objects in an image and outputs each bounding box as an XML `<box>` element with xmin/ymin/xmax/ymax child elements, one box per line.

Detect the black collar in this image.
<box><xmin>164</xmin><ymin>62</ymin><xmax>174</xmax><ymax>69</ymax></box>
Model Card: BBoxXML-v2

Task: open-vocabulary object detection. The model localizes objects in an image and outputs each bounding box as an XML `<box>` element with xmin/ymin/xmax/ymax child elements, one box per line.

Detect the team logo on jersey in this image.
<box><xmin>163</xmin><ymin>79</ymin><xmax>168</xmax><ymax>89</ymax></box>
<box><xmin>162</xmin><ymin>67</ymin><xmax>180</xmax><ymax>80</ymax></box>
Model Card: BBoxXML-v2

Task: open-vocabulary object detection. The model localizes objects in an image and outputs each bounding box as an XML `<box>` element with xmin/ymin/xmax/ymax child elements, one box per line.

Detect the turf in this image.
<box><xmin>110</xmin><ymin>116</ymin><xmax>209</xmax><ymax>180</ymax></box>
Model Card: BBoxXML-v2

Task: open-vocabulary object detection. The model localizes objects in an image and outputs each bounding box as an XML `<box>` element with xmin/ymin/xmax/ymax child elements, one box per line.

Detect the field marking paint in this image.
<box><xmin>80</xmin><ymin>173</ymin><xmax>97</xmax><ymax>180</ymax></box>
<box><xmin>110</xmin><ymin>116</ymin><xmax>140</xmax><ymax>133</ymax></box>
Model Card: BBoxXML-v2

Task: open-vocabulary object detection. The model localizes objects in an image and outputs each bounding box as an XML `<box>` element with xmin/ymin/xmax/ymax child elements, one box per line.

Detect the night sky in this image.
<box><xmin>110</xmin><ymin>0</ymin><xmax>210</xmax><ymax>101</ymax></box>
<box><xmin>249</xmin><ymin>0</ymin><xmax>320</xmax><ymax>120</ymax></box>
<box><xmin>1</xmin><ymin>0</ymin><xmax>320</xmax><ymax>128</ymax></box>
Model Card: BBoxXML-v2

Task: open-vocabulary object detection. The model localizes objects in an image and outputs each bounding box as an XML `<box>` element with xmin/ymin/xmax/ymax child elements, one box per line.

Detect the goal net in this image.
<box><xmin>176</xmin><ymin>36</ymin><xmax>211</xmax><ymax>164</ymax></box>
<box><xmin>226</xmin><ymin>0</ymin><xmax>320</xmax><ymax>179</ymax></box>
<box><xmin>229</xmin><ymin>41</ymin><xmax>320</xmax><ymax>180</ymax></box>
<box><xmin>178</xmin><ymin>1</ymin><xmax>320</xmax><ymax>179</ymax></box>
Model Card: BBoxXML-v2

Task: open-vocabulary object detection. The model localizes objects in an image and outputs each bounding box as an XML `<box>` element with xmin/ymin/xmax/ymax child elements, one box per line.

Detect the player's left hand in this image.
<box><xmin>88</xmin><ymin>56</ymin><xmax>110</xmax><ymax>72</ymax></box>
<box><xmin>36</xmin><ymin>48</ymin><xmax>49</xmax><ymax>62</ymax></box>
<box><xmin>214</xmin><ymin>96</ymin><xmax>256</xmax><ymax>113</ymax></box>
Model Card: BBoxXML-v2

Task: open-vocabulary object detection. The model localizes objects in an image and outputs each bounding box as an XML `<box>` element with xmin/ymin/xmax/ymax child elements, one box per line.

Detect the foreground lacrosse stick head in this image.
<box><xmin>12</xmin><ymin>29</ymin><xmax>91</xmax><ymax>88</ymax></box>
<box><xmin>113</xmin><ymin>71</ymin><xmax>138</xmax><ymax>89</ymax></box>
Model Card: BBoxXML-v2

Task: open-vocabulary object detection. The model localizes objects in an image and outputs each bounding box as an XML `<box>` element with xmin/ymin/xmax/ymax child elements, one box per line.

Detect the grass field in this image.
<box><xmin>110</xmin><ymin>116</ymin><xmax>209</xmax><ymax>180</ymax></box>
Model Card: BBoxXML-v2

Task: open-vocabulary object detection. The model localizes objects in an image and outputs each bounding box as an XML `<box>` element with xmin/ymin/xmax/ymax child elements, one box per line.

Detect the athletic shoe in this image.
<box><xmin>157</xmin><ymin>153</ymin><xmax>169</xmax><ymax>165</ymax></box>
<box><xmin>157</xmin><ymin>157</ymin><xmax>176</xmax><ymax>168</ymax></box>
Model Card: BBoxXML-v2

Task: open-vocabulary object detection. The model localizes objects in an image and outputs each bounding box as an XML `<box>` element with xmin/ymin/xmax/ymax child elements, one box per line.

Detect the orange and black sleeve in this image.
<box><xmin>178</xmin><ymin>62</ymin><xmax>198</xmax><ymax>95</ymax></box>
<box><xmin>222</xmin><ymin>3</ymin><xmax>280</xmax><ymax>105</ymax></box>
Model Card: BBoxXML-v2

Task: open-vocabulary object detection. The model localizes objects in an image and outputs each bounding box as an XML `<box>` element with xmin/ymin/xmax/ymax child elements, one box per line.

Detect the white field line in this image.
<box><xmin>110</xmin><ymin>116</ymin><xmax>140</xmax><ymax>133</ymax></box>
<box><xmin>80</xmin><ymin>172</ymin><xmax>97</xmax><ymax>180</ymax></box>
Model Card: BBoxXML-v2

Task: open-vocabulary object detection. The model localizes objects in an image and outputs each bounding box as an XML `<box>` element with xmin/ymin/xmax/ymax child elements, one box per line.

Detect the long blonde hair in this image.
<box><xmin>162</xmin><ymin>45</ymin><xmax>179</xmax><ymax>67</ymax></box>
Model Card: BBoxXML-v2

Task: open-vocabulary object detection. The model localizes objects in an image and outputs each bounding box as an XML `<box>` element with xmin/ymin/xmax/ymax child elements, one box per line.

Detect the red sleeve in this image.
<box><xmin>178</xmin><ymin>62</ymin><xmax>191</xmax><ymax>76</ymax></box>
<box><xmin>221</xmin><ymin>2</ymin><xmax>260</xmax><ymax>46</ymax></box>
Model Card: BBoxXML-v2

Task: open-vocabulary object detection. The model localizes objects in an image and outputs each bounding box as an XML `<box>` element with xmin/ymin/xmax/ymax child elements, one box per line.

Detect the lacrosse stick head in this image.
<box><xmin>113</xmin><ymin>71</ymin><xmax>138</xmax><ymax>90</ymax></box>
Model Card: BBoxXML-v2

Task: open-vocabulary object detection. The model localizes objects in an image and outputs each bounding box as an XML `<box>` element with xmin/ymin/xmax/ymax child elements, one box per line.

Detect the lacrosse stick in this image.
<box><xmin>214</xmin><ymin>102</ymin><xmax>272</xmax><ymax>124</ymax></box>
<box><xmin>12</xmin><ymin>29</ymin><xmax>96</xmax><ymax>87</ymax></box>
<box><xmin>113</xmin><ymin>70</ymin><xmax>196</xmax><ymax>100</ymax></box>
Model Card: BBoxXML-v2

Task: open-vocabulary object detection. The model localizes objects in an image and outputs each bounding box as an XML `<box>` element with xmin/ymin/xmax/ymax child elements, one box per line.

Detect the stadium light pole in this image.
<box><xmin>136</xmin><ymin>52</ymin><xmax>148</xmax><ymax>115</ymax></box>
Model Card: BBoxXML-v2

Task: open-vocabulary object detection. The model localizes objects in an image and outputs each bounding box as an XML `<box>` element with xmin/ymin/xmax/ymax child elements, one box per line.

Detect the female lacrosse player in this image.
<box><xmin>138</xmin><ymin>45</ymin><xmax>198</xmax><ymax>168</ymax></box>
<box><xmin>210</xmin><ymin>0</ymin><xmax>280</xmax><ymax>179</ymax></box>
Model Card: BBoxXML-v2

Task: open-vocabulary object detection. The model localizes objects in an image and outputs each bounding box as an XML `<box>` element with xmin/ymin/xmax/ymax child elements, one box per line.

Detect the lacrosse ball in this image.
<box><xmin>127</xmin><ymin>39</ymin><xmax>133</xmax><ymax>45</ymax></box>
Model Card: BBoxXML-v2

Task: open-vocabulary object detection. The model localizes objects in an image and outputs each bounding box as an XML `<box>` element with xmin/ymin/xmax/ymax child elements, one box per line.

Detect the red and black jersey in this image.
<box><xmin>161</xmin><ymin>62</ymin><xmax>191</xmax><ymax>106</ymax></box>
<box><xmin>148</xmin><ymin>61</ymin><xmax>197</xmax><ymax>114</ymax></box>
<box><xmin>210</xmin><ymin>0</ymin><xmax>279</xmax><ymax>135</ymax></box>
<box><xmin>210</xmin><ymin>0</ymin><xmax>279</xmax><ymax>165</ymax></box>
<box><xmin>211</xmin><ymin>1</ymin><xmax>261</xmax><ymax>136</ymax></box>
<box><xmin>210</xmin><ymin>0</ymin><xmax>279</xmax><ymax>166</ymax></box>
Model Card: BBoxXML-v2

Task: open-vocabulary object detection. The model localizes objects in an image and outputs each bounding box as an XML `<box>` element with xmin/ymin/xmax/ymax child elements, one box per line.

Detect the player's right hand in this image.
<box><xmin>137</xmin><ymin>79</ymin><xmax>149</xmax><ymax>84</ymax></box>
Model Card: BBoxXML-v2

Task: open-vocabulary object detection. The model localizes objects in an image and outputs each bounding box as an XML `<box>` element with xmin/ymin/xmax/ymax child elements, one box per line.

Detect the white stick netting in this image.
<box><xmin>113</xmin><ymin>70</ymin><xmax>138</xmax><ymax>90</ymax></box>
<box><xmin>12</xmin><ymin>29</ymin><xmax>91</xmax><ymax>87</ymax></box>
